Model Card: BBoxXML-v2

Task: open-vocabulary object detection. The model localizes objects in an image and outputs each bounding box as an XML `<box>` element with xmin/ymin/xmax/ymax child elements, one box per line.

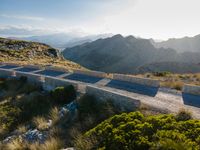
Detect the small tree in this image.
<box><xmin>51</xmin><ymin>85</ymin><xmax>76</xmax><ymax>105</ymax></box>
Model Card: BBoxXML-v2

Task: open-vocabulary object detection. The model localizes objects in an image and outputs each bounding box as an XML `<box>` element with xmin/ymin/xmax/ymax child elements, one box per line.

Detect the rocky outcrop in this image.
<box><xmin>0</xmin><ymin>37</ymin><xmax>60</xmax><ymax>59</ymax></box>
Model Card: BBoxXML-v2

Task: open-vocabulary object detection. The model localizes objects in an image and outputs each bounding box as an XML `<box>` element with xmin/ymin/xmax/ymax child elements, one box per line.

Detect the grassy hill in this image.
<box><xmin>0</xmin><ymin>37</ymin><xmax>84</xmax><ymax>70</ymax></box>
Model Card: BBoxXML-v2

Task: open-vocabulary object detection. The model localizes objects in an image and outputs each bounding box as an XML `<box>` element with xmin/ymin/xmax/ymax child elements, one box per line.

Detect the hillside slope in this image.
<box><xmin>0</xmin><ymin>37</ymin><xmax>83</xmax><ymax>70</ymax></box>
<box><xmin>136</xmin><ymin>62</ymin><xmax>200</xmax><ymax>74</ymax></box>
<box><xmin>62</xmin><ymin>35</ymin><xmax>200</xmax><ymax>74</ymax></box>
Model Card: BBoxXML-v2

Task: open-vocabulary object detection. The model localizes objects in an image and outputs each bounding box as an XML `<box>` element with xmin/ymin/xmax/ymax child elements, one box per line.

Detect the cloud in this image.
<box><xmin>0</xmin><ymin>25</ymin><xmax>55</xmax><ymax>37</ymax></box>
<box><xmin>0</xmin><ymin>14</ymin><xmax>44</xmax><ymax>21</ymax></box>
<box><xmin>0</xmin><ymin>25</ymin><xmax>87</xmax><ymax>37</ymax></box>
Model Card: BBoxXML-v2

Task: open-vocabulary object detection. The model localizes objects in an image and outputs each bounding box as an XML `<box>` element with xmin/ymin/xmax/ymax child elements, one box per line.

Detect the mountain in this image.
<box><xmin>62</xmin><ymin>34</ymin><xmax>200</xmax><ymax>74</ymax></box>
<box><xmin>0</xmin><ymin>37</ymin><xmax>83</xmax><ymax>70</ymax></box>
<box><xmin>11</xmin><ymin>33</ymin><xmax>112</xmax><ymax>50</ymax></box>
<box><xmin>152</xmin><ymin>34</ymin><xmax>200</xmax><ymax>53</ymax></box>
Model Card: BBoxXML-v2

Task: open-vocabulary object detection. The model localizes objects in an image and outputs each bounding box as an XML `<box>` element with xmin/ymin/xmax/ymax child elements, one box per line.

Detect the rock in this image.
<box><xmin>59</xmin><ymin>107</ymin><xmax>69</xmax><ymax>117</ymax></box>
<box><xmin>47</xmin><ymin>119</ymin><xmax>52</xmax><ymax>127</ymax></box>
<box><xmin>59</xmin><ymin>101</ymin><xmax>78</xmax><ymax>117</ymax></box>
<box><xmin>22</xmin><ymin>129</ymin><xmax>48</xmax><ymax>143</ymax></box>
<box><xmin>3</xmin><ymin>135</ymin><xmax>18</xmax><ymax>143</ymax></box>
<box><xmin>62</xmin><ymin>148</ymin><xmax>75</xmax><ymax>150</ymax></box>
<box><xmin>63</xmin><ymin>101</ymin><xmax>78</xmax><ymax>112</ymax></box>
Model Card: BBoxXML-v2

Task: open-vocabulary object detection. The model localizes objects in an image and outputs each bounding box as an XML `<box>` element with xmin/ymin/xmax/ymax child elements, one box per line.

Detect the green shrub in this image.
<box><xmin>78</xmin><ymin>94</ymin><xmax>99</xmax><ymax>117</ymax></box>
<box><xmin>17</xmin><ymin>92</ymin><xmax>52</xmax><ymax>122</ymax></box>
<box><xmin>0</xmin><ymin>102</ymin><xmax>21</xmax><ymax>131</ymax></box>
<box><xmin>84</xmin><ymin>112</ymin><xmax>200</xmax><ymax>150</ymax></box>
<box><xmin>176</xmin><ymin>109</ymin><xmax>192</xmax><ymax>121</ymax></box>
<box><xmin>78</xmin><ymin>94</ymin><xmax>120</xmax><ymax>122</ymax></box>
<box><xmin>51</xmin><ymin>85</ymin><xmax>76</xmax><ymax>105</ymax></box>
<box><xmin>153</xmin><ymin>71</ymin><xmax>171</xmax><ymax>77</ymax></box>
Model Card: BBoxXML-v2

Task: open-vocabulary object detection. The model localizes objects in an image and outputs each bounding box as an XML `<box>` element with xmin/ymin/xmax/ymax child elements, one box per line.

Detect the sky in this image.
<box><xmin>0</xmin><ymin>0</ymin><xmax>200</xmax><ymax>40</ymax></box>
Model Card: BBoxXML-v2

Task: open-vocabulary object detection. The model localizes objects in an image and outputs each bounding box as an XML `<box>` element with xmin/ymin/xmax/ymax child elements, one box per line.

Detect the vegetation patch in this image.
<box><xmin>50</xmin><ymin>85</ymin><xmax>76</xmax><ymax>105</ymax></box>
<box><xmin>82</xmin><ymin>111</ymin><xmax>200</xmax><ymax>150</ymax></box>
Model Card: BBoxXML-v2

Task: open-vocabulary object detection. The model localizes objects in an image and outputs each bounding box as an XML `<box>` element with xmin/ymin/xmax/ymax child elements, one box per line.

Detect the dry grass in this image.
<box><xmin>40</xmin><ymin>137</ymin><xmax>63</xmax><ymax>150</ymax></box>
<box><xmin>161</xmin><ymin>81</ymin><xmax>184</xmax><ymax>91</ymax></box>
<box><xmin>4</xmin><ymin>138</ymin><xmax>26</xmax><ymax>150</ymax></box>
<box><xmin>176</xmin><ymin>109</ymin><xmax>193</xmax><ymax>121</ymax></box>
<box><xmin>16</xmin><ymin>125</ymin><xmax>28</xmax><ymax>134</ymax></box>
<box><xmin>4</xmin><ymin>137</ymin><xmax>63</xmax><ymax>150</ymax></box>
<box><xmin>49</xmin><ymin>107</ymin><xmax>60</xmax><ymax>126</ymax></box>
<box><xmin>138</xmin><ymin>103</ymin><xmax>169</xmax><ymax>116</ymax></box>
<box><xmin>137</xmin><ymin>73</ymin><xmax>200</xmax><ymax>89</ymax></box>
<box><xmin>73</xmin><ymin>130</ymin><xmax>98</xmax><ymax>150</ymax></box>
<box><xmin>0</xmin><ymin>58</ymin><xmax>85</xmax><ymax>72</ymax></box>
<box><xmin>33</xmin><ymin>116</ymin><xmax>48</xmax><ymax>131</ymax></box>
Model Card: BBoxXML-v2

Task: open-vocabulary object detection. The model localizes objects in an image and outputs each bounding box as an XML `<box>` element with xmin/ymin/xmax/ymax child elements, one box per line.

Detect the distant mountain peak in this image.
<box><xmin>112</xmin><ymin>34</ymin><xmax>124</xmax><ymax>39</ymax></box>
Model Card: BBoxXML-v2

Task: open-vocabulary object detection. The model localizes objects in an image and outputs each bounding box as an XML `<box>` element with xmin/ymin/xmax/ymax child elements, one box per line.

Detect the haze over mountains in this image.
<box><xmin>10</xmin><ymin>33</ymin><xmax>112</xmax><ymax>50</ymax></box>
<box><xmin>152</xmin><ymin>34</ymin><xmax>200</xmax><ymax>53</ymax></box>
<box><xmin>62</xmin><ymin>34</ymin><xmax>200</xmax><ymax>74</ymax></box>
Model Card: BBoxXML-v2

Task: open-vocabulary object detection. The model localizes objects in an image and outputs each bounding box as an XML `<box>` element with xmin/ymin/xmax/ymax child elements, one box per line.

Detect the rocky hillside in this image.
<box><xmin>152</xmin><ymin>34</ymin><xmax>200</xmax><ymax>53</ymax></box>
<box><xmin>62</xmin><ymin>35</ymin><xmax>200</xmax><ymax>74</ymax></box>
<box><xmin>0</xmin><ymin>37</ymin><xmax>83</xmax><ymax>70</ymax></box>
<box><xmin>137</xmin><ymin>62</ymin><xmax>200</xmax><ymax>74</ymax></box>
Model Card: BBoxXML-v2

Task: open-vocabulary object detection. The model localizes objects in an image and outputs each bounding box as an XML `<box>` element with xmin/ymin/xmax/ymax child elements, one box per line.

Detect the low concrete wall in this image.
<box><xmin>44</xmin><ymin>76</ymin><xmax>79</xmax><ymax>91</ymax></box>
<box><xmin>183</xmin><ymin>84</ymin><xmax>200</xmax><ymax>96</ymax></box>
<box><xmin>15</xmin><ymin>71</ymin><xmax>44</xmax><ymax>85</ymax></box>
<box><xmin>86</xmin><ymin>85</ymin><xmax>140</xmax><ymax>111</ymax></box>
<box><xmin>113</xmin><ymin>74</ymin><xmax>160</xmax><ymax>88</ymax></box>
<box><xmin>0</xmin><ymin>68</ymin><xmax>15</xmax><ymax>78</ymax></box>
<box><xmin>73</xmin><ymin>69</ymin><xmax>106</xmax><ymax>78</ymax></box>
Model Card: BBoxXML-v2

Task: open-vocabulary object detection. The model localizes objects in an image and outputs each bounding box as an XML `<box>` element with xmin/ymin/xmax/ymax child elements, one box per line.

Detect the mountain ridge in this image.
<box><xmin>62</xmin><ymin>34</ymin><xmax>200</xmax><ymax>74</ymax></box>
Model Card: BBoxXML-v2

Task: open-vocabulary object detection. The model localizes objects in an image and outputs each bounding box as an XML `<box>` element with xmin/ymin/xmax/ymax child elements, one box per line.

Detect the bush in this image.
<box><xmin>161</xmin><ymin>81</ymin><xmax>183</xmax><ymax>90</ymax></box>
<box><xmin>51</xmin><ymin>85</ymin><xmax>76</xmax><ymax>105</ymax></box>
<box><xmin>17</xmin><ymin>92</ymin><xmax>52</xmax><ymax>122</ymax></box>
<box><xmin>84</xmin><ymin>112</ymin><xmax>200</xmax><ymax>150</ymax></box>
<box><xmin>78</xmin><ymin>94</ymin><xmax>120</xmax><ymax>122</ymax></box>
<box><xmin>153</xmin><ymin>71</ymin><xmax>171</xmax><ymax>77</ymax></box>
<box><xmin>0</xmin><ymin>103</ymin><xmax>21</xmax><ymax>131</ymax></box>
<box><xmin>33</xmin><ymin>116</ymin><xmax>48</xmax><ymax>131</ymax></box>
<box><xmin>176</xmin><ymin>109</ymin><xmax>192</xmax><ymax>121</ymax></box>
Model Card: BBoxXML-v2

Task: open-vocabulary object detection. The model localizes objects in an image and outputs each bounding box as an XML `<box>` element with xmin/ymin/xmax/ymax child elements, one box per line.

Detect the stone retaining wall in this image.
<box><xmin>183</xmin><ymin>84</ymin><xmax>200</xmax><ymax>96</ymax></box>
<box><xmin>45</xmin><ymin>66</ymin><xmax>69</xmax><ymax>73</ymax></box>
<box><xmin>24</xmin><ymin>65</ymin><xmax>41</xmax><ymax>70</ymax></box>
<box><xmin>86</xmin><ymin>85</ymin><xmax>140</xmax><ymax>111</ymax></box>
<box><xmin>0</xmin><ymin>68</ymin><xmax>15</xmax><ymax>78</ymax></box>
<box><xmin>73</xmin><ymin>69</ymin><xmax>106</xmax><ymax>78</ymax></box>
<box><xmin>113</xmin><ymin>74</ymin><xmax>160</xmax><ymax>88</ymax></box>
<box><xmin>15</xmin><ymin>71</ymin><xmax>44</xmax><ymax>85</ymax></box>
<box><xmin>44</xmin><ymin>76</ymin><xmax>79</xmax><ymax>91</ymax></box>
